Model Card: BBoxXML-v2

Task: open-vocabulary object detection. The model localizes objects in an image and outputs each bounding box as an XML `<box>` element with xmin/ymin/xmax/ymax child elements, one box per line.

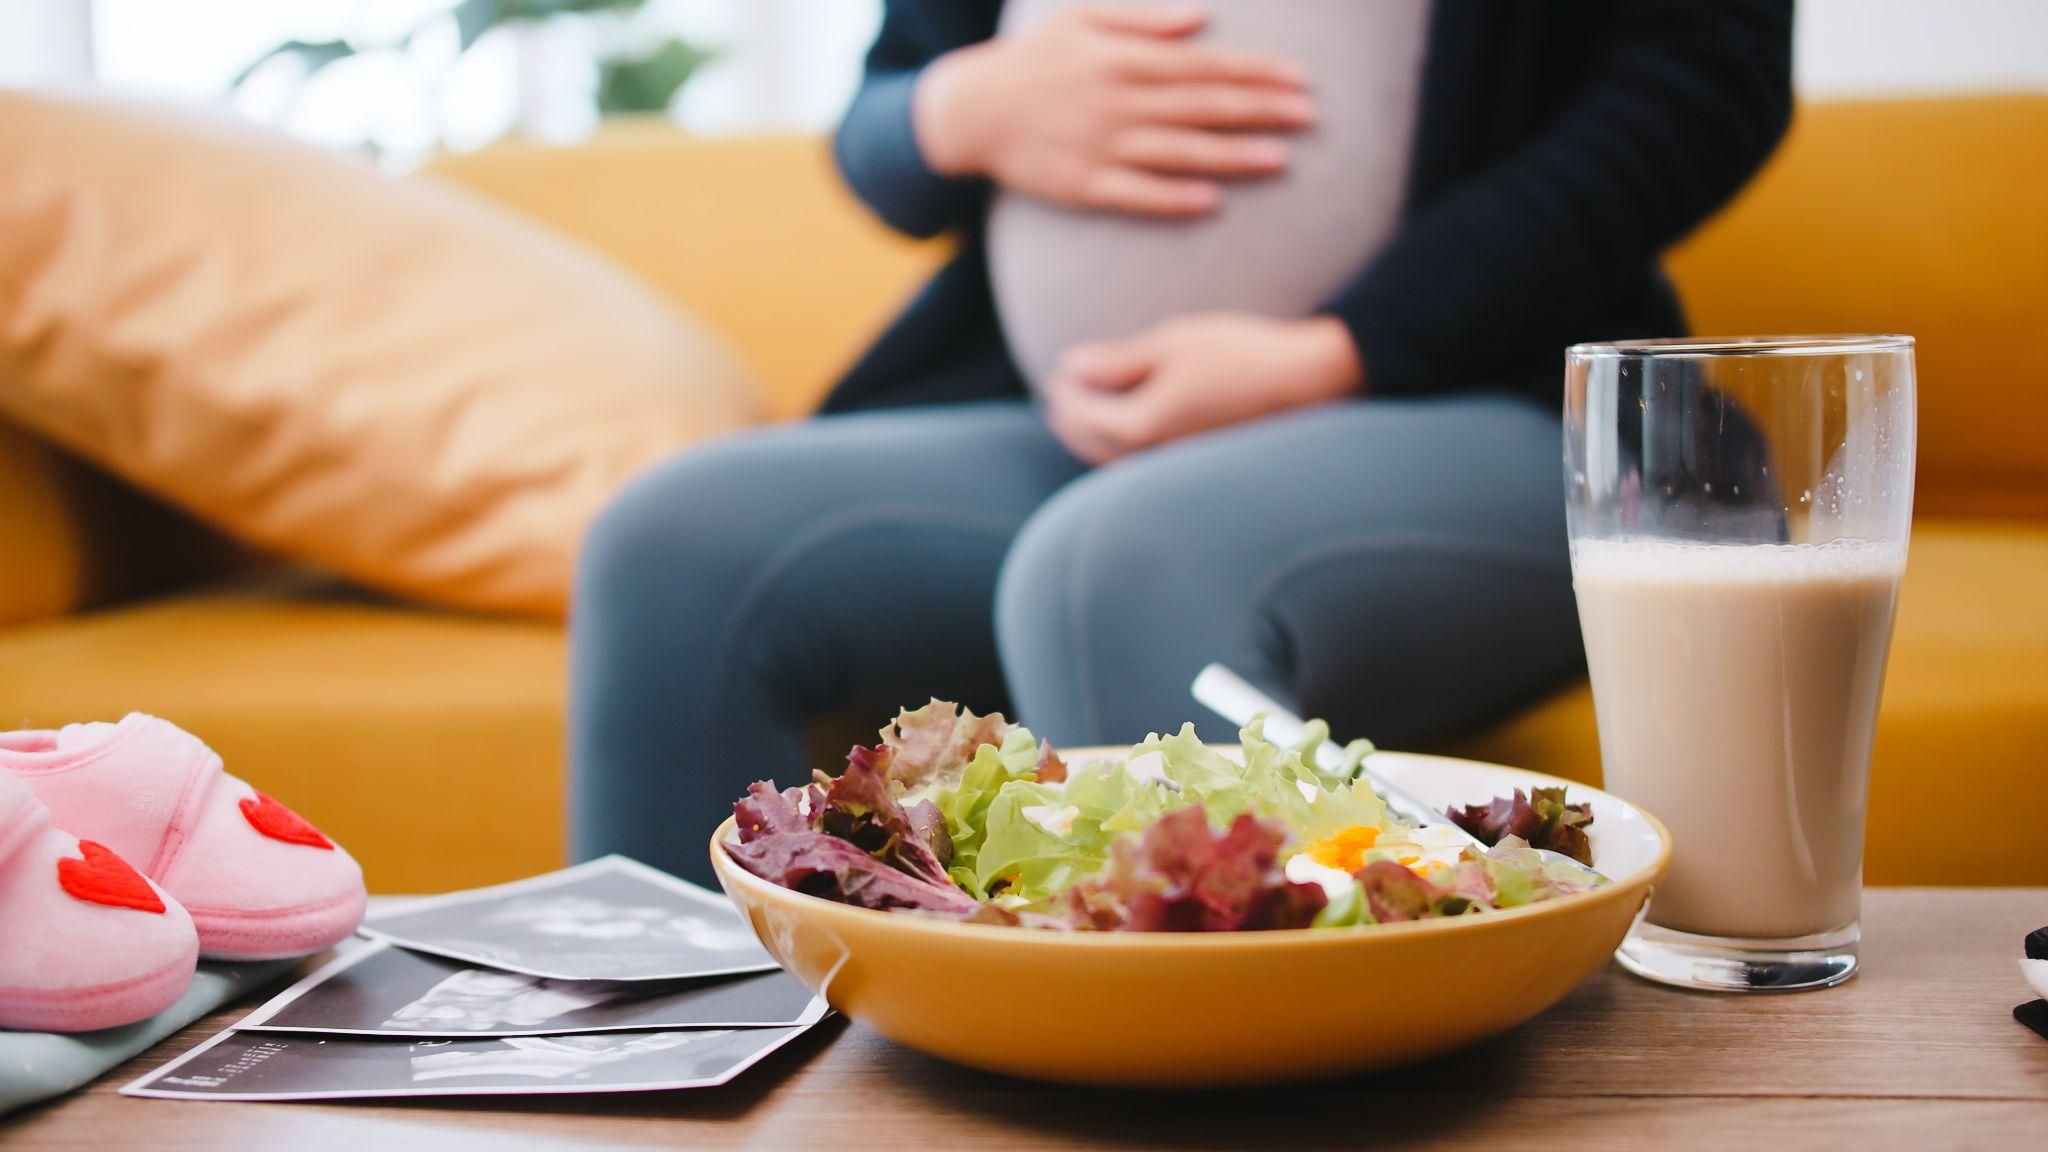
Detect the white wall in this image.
<box><xmin>659</xmin><ymin>0</ymin><xmax>882</xmax><ymax>134</ymax></box>
<box><xmin>0</xmin><ymin>0</ymin><xmax>92</xmax><ymax>86</ymax></box>
<box><xmin>5</xmin><ymin>0</ymin><xmax>2047</xmax><ymax>125</ymax></box>
<box><xmin>1796</xmin><ymin>0</ymin><xmax>2048</xmax><ymax>96</ymax></box>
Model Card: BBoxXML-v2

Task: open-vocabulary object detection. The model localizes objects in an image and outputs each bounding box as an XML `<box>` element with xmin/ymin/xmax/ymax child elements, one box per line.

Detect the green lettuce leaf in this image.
<box><xmin>1483</xmin><ymin>835</ymin><xmax>1602</xmax><ymax>900</ymax></box>
<box><xmin>1135</xmin><ymin>720</ymin><xmax>1387</xmax><ymax>840</ymax></box>
<box><xmin>959</xmin><ymin>719</ymin><xmax>1385</xmax><ymax>909</ymax></box>
<box><xmin>1310</xmin><ymin>879</ymin><xmax>1374</xmax><ymax>928</ymax></box>
<box><xmin>922</xmin><ymin>728</ymin><xmax>1050</xmax><ymax>897</ymax></box>
<box><xmin>1485</xmin><ymin>853</ymin><xmax>1539</xmax><ymax>908</ymax></box>
<box><xmin>959</xmin><ymin>748</ymin><xmax>1165</xmax><ymax>902</ymax></box>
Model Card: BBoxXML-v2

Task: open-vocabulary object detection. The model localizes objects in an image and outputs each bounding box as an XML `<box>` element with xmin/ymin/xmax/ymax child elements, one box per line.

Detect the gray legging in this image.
<box><xmin>569</xmin><ymin>395</ymin><xmax>1582</xmax><ymax>883</ymax></box>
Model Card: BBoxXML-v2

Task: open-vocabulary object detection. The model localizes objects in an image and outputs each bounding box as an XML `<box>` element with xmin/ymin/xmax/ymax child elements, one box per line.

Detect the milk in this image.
<box><xmin>1573</xmin><ymin>540</ymin><xmax>1904</xmax><ymax>940</ymax></box>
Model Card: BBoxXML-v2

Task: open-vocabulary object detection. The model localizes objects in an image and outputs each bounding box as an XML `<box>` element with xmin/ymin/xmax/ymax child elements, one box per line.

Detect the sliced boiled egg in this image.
<box><xmin>1402</xmin><ymin>824</ymin><xmax>1473</xmax><ymax>875</ymax></box>
<box><xmin>1285</xmin><ymin>853</ymin><xmax>1358</xmax><ymax>902</ymax></box>
<box><xmin>2024</xmin><ymin>958</ymin><xmax>2048</xmax><ymax>1001</ymax></box>
<box><xmin>1300</xmin><ymin>825</ymin><xmax>1380</xmax><ymax>873</ymax></box>
<box><xmin>1020</xmin><ymin>803</ymin><xmax>1082</xmax><ymax>838</ymax></box>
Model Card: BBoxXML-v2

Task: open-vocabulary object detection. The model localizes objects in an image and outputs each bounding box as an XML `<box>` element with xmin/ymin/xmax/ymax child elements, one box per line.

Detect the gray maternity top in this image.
<box><xmin>987</xmin><ymin>0</ymin><xmax>1432</xmax><ymax>389</ymax></box>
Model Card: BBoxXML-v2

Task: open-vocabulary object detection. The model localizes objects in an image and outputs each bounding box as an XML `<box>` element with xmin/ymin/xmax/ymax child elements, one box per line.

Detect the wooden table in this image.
<box><xmin>7</xmin><ymin>888</ymin><xmax>2047</xmax><ymax>1150</ymax></box>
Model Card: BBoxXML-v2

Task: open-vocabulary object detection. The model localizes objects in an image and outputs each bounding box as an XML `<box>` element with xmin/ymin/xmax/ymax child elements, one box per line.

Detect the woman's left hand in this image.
<box><xmin>1044</xmin><ymin>312</ymin><xmax>1365</xmax><ymax>465</ymax></box>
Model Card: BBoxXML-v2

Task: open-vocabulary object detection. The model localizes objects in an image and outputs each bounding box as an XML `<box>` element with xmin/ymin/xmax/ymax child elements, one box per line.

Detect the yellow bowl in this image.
<box><xmin>710</xmin><ymin>749</ymin><xmax>1669</xmax><ymax>1087</ymax></box>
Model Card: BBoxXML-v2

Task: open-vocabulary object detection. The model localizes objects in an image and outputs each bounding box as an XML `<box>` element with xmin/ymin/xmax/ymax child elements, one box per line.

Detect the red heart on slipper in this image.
<box><xmin>240</xmin><ymin>792</ymin><xmax>335</xmax><ymax>850</ymax></box>
<box><xmin>57</xmin><ymin>840</ymin><xmax>166</xmax><ymax>913</ymax></box>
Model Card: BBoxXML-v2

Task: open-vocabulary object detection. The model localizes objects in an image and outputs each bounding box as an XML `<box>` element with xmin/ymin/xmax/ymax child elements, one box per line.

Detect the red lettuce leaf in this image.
<box><xmin>733</xmin><ymin>781</ymin><xmax>821</xmax><ymax>841</ymax></box>
<box><xmin>1446</xmin><ymin>786</ymin><xmax>1595</xmax><ymax>865</ymax></box>
<box><xmin>1353</xmin><ymin>859</ymin><xmax>1507</xmax><ymax>921</ymax></box>
<box><xmin>1433</xmin><ymin>859</ymin><xmax>1498</xmax><ymax>911</ymax></box>
<box><xmin>878</xmin><ymin>700</ymin><xmax>1013</xmax><ymax>791</ymax></box>
<box><xmin>1065</xmin><ymin>806</ymin><xmax>1327</xmax><ymax>932</ymax></box>
<box><xmin>905</xmin><ymin>797</ymin><xmax>952</xmax><ymax>870</ymax></box>
<box><xmin>725</xmin><ymin>831</ymin><xmax>980</xmax><ymax>915</ymax></box>
<box><xmin>727</xmin><ymin>739</ymin><xmax>974</xmax><ymax>915</ymax></box>
<box><xmin>1355</xmin><ymin>859</ymin><xmax>1438</xmax><ymax>922</ymax></box>
<box><xmin>816</xmin><ymin>745</ymin><xmax>955</xmax><ymax>887</ymax></box>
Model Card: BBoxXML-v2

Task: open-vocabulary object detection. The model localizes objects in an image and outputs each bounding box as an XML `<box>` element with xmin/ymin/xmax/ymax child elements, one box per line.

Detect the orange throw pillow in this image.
<box><xmin>0</xmin><ymin>92</ymin><xmax>759</xmax><ymax>617</ymax></box>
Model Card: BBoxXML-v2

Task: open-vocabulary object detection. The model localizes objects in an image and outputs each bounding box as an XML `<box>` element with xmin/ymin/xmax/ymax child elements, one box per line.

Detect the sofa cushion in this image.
<box><xmin>427</xmin><ymin>125</ymin><xmax>947</xmax><ymax>421</ymax></box>
<box><xmin>0</xmin><ymin>575</ymin><xmax>565</xmax><ymax>893</ymax></box>
<box><xmin>1446</xmin><ymin>520</ymin><xmax>2048</xmax><ymax>885</ymax></box>
<box><xmin>0</xmin><ymin>420</ymin><xmax>251</xmax><ymax>627</ymax></box>
<box><xmin>1669</xmin><ymin>95</ymin><xmax>2048</xmax><ymax>520</ymax></box>
<box><xmin>0</xmin><ymin>93</ymin><xmax>760</xmax><ymax>618</ymax></box>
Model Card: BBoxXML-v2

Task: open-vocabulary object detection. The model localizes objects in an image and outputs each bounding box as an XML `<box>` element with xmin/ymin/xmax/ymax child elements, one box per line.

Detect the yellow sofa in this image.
<box><xmin>1</xmin><ymin>97</ymin><xmax>2041</xmax><ymax>892</ymax></box>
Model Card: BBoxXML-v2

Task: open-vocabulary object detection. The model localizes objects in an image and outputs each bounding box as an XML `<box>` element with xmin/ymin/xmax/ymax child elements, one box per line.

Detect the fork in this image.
<box><xmin>1190</xmin><ymin>663</ymin><xmax>1606</xmax><ymax>884</ymax></box>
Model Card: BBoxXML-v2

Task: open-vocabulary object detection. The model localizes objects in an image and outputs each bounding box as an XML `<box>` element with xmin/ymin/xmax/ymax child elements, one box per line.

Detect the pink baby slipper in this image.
<box><xmin>0</xmin><ymin>771</ymin><xmax>198</xmax><ymax>1032</ymax></box>
<box><xmin>0</xmin><ymin>715</ymin><xmax>366</xmax><ymax>961</ymax></box>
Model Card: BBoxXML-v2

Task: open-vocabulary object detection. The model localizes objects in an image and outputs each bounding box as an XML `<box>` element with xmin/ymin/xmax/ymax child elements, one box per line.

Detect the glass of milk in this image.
<box><xmin>1565</xmin><ymin>336</ymin><xmax>1915</xmax><ymax>992</ymax></box>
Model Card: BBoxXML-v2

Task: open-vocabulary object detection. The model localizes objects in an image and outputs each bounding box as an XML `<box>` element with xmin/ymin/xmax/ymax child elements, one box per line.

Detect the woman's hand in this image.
<box><xmin>913</xmin><ymin>5</ymin><xmax>1314</xmax><ymax>218</ymax></box>
<box><xmin>1044</xmin><ymin>313</ymin><xmax>1364</xmax><ymax>464</ymax></box>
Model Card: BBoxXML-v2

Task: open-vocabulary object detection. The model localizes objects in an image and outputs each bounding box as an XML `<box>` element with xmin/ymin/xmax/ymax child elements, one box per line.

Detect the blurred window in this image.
<box><xmin>84</xmin><ymin>0</ymin><xmax>880</xmax><ymax>168</ymax></box>
<box><xmin>0</xmin><ymin>0</ymin><xmax>2037</xmax><ymax>170</ymax></box>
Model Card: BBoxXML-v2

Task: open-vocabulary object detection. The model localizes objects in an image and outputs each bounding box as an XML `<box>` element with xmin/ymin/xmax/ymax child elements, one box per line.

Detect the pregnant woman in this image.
<box><xmin>572</xmin><ymin>1</ymin><xmax>1794</xmax><ymax>882</ymax></box>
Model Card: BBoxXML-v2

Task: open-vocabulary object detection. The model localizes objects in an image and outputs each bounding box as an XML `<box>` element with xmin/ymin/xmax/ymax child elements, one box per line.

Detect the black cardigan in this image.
<box><xmin>820</xmin><ymin>0</ymin><xmax>1793</xmax><ymax>414</ymax></box>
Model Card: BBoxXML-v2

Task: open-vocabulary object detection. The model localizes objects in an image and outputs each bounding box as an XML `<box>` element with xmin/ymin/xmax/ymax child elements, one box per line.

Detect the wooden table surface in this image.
<box><xmin>7</xmin><ymin>888</ymin><xmax>2047</xmax><ymax>1151</ymax></box>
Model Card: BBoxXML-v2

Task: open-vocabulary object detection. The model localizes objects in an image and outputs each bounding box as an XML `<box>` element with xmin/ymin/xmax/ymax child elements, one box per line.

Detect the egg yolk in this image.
<box><xmin>1303</xmin><ymin>825</ymin><xmax>1380</xmax><ymax>873</ymax></box>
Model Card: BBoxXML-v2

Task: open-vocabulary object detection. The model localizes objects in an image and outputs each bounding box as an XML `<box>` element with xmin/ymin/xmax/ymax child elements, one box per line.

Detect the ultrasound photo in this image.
<box><xmin>230</xmin><ymin>938</ymin><xmax>823</xmax><ymax>1037</ymax></box>
<box><xmin>360</xmin><ymin>856</ymin><xmax>776</xmax><ymax>981</ymax></box>
<box><xmin>122</xmin><ymin>1026</ymin><xmax>810</xmax><ymax>1100</ymax></box>
<box><xmin>233</xmin><ymin>941</ymin><xmax>825</xmax><ymax>1037</ymax></box>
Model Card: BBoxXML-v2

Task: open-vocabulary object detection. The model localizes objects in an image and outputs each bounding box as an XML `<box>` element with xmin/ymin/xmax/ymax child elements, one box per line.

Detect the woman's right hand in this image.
<box><xmin>912</xmin><ymin>5</ymin><xmax>1314</xmax><ymax>218</ymax></box>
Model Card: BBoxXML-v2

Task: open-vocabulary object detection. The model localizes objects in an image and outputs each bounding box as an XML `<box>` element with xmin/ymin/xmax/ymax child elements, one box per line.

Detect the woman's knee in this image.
<box><xmin>573</xmin><ymin>434</ymin><xmax>829</xmax><ymax>712</ymax></box>
<box><xmin>999</xmin><ymin>470</ymin><xmax>1148</xmax><ymax>649</ymax></box>
<box><xmin>578</xmin><ymin>432</ymin><xmax>795</xmax><ymax>613</ymax></box>
<box><xmin>580</xmin><ymin>463</ymin><xmax>682</xmax><ymax>602</ymax></box>
<box><xmin>584</xmin><ymin>404</ymin><xmax>1073</xmax><ymax>607</ymax></box>
<box><xmin>996</xmin><ymin>464</ymin><xmax>1229</xmax><ymax>741</ymax></box>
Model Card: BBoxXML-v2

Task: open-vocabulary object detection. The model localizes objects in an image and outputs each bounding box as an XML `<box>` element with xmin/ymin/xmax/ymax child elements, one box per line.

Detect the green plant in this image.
<box><xmin>235</xmin><ymin>0</ymin><xmax>712</xmax><ymax>120</ymax></box>
<box><xmin>598</xmin><ymin>37</ymin><xmax>715</xmax><ymax>114</ymax></box>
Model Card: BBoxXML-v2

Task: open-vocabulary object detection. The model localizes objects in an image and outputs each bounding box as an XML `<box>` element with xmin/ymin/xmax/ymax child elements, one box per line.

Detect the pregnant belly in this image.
<box><xmin>987</xmin><ymin>0</ymin><xmax>1430</xmax><ymax>389</ymax></box>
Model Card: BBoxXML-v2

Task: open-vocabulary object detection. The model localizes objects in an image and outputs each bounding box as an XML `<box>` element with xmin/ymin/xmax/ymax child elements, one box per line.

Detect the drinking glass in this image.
<box><xmin>1564</xmin><ymin>336</ymin><xmax>1915</xmax><ymax>992</ymax></box>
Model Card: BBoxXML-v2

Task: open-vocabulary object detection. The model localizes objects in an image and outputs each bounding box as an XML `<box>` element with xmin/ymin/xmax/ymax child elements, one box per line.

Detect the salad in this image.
<box><xmin>725</xmin><ymin>701</ymin><xmax>1599</xmax><ymax>933</ymax></box>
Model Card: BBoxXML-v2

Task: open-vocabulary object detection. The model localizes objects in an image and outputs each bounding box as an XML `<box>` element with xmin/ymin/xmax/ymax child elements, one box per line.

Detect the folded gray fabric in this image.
<box><xmin>0</xmin><ymin>959</ymin><xmax>297</xmax><ymax>1115</ymax></box>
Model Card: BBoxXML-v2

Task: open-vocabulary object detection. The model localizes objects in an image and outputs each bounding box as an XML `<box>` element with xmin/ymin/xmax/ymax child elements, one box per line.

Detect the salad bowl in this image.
<box><xmin>711</xmin><ymin>748</ymin><xmax>1670</xmax><ymax>1088</ymax></box>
